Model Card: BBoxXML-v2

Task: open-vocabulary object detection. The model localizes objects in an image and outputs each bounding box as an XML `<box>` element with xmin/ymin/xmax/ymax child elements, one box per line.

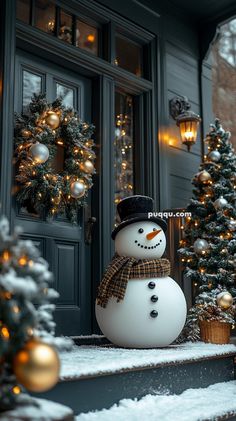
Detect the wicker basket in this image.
<box><xmin>199</xmin><ymin>320</ymin><xmax>231</xmax><ymax>344</ymax></box>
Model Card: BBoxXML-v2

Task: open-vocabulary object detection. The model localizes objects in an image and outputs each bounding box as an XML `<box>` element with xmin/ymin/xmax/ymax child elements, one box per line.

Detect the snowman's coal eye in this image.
<box><xmin>153</xmin><ymin>228</ymin><xmax>157</xmax><ymax>231</ymax></box>
<box><xmin>138</xmin><ymin>228</ymin><xmax>144</xmax><ymax>233</ymax></box>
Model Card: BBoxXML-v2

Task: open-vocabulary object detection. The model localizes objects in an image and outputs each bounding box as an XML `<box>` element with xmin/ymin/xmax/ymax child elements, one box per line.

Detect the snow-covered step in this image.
<box><xmin>76</xmin><ymin>381</ymin><xmax>236</xmax><ymax>421</ymax></box>
<box><xmin>33</xmin><ymin>342</ymin><xmax>236</xmax><ymax>415</ymax></box>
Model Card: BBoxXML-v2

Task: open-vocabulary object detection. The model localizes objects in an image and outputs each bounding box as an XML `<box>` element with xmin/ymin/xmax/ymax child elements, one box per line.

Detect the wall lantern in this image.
<box><xmin>169</xmin><ymin>96</ymin><xmax>201</xmax><ymax>151</ymax></box>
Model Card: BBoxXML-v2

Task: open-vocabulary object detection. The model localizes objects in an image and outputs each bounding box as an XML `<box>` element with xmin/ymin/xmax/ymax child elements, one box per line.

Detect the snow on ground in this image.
<box><xmin>76</xmin><ymin>381</ymin><xmax>236</xmax><ymax>421</ymax></box>
<box><xmin>60</xmin><ymin>342</ymin><xmax>236</xmax><ymax>379</ymax></box>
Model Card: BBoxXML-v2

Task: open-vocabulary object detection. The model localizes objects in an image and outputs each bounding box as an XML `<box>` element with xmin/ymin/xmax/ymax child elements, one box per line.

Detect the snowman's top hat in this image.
<box><xmin>111</xmin><ymin>195</ymin><xmax>167</xmax><ymax>240</ymax></box>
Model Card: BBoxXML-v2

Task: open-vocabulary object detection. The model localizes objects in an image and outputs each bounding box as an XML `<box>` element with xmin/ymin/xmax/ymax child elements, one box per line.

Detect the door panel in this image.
<box><xmin>13</xmin><ymin>50</ymin><xmax>92</xmax><ymax>335</ymax></box>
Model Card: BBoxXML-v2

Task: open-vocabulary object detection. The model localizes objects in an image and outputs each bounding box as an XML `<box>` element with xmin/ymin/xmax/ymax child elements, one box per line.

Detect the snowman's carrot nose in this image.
<box><xmin>146</xmin><ymin>230</ymin><xmax>162</xmax><ymax>240</ymax></box>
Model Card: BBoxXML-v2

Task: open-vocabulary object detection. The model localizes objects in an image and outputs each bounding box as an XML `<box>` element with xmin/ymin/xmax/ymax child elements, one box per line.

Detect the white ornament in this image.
<box><xmin>213</xmin><ymin>196</ymin><xmax>228</xmax><ymax>210</ymax></box>
<box><xmin>70</xmin><ymin>180</ymin><xmax>85</xmax><ymax>198</ymax></box>
<box><xmin>208</xmin><ymin>150</ymin><xmax>221</xmax><ymax>162</ymax></box>
<box><xmin>95</xmin><ymin>221</ymin><xmax>187</xmax><ymax>348</ymax></box>
<box><xmin>193</xmin><ymin>238</ymin><xmax>209</xmax><ymax>255</ymax></box>
<box><xmin>29</xmin><ymin>143</ymin><xmax>49</xmax><ymax>164</ymax></box>
<box><xmin>228</xmin><ymin>220</ymin><xmax>236</xmax><ymax>232</ymax></box>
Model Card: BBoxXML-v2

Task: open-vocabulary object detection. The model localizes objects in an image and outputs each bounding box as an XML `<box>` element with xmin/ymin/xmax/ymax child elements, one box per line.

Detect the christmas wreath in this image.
<box><xmin>14</xmin><ymin>94</ymin><xmax>95</xmax><ymax>223</ymax></box>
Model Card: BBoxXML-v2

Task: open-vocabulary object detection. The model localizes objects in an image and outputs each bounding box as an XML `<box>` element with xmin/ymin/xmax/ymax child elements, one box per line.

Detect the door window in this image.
<box><xmin>56</xmin><ymin>82</ymin><xmax>75</xmax><ymax>108</ymax></box>
<box><xmin>23</xmin><ymin>70</ymin><xmax>43</xmax><ymax>108</ymax></box>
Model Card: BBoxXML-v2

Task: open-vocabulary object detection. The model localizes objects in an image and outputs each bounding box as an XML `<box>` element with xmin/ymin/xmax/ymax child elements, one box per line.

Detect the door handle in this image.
<box><xmin>85</xmin><ymin>216</ymin><xmax>96</xmax><ymax>245</ymax></box>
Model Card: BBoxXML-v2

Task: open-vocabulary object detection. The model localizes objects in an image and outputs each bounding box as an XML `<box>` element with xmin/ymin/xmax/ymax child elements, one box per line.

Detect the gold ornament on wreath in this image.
<box><xmin>14</xmin><ymin>94</ymin><xmax>96</xmax><ymax>224</ymax></box>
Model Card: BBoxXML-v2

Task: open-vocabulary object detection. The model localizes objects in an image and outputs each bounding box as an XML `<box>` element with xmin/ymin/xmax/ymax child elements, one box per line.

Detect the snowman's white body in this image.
<box><xmin>95</xmin><ymin>221</ymin><xmax>187</xmax><ymax>348</ymax></box>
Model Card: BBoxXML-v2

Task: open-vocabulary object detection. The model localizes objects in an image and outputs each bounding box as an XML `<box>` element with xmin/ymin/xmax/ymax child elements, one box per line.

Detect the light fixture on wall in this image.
<box><xmin>169</xmin><ymin>96</ymin><xmax>201</xmax><ymax>151</ymax></box>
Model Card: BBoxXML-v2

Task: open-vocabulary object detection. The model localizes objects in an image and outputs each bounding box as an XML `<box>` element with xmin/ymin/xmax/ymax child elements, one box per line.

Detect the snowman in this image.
<box><xmin>95</xmin><ymin>195</ymin><xmax>187</xmax><ymax>348</ymax></box>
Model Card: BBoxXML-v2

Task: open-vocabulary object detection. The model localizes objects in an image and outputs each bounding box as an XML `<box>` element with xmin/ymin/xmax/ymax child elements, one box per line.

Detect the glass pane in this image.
<box><xmin>115</xmin><ymin>35</ymin><xmax>142</xmax><ymax>77</ymax></box>
<box><xmin>211</xmin><ymin>18</ymin><xmax>236</xmax><ymax>148</ymax></box>
<box><xmin>16</xmin><ymin>0</ymin><xmax>30</xmax><ymax>24</ymax></box>
<box><xmin>59</xmin><ymin>10</ymin><xmax>73</xmax><ymax>44</ymax></box>
<box><xmin>56</xmin><ymin>83</ymin><xmax>74</xmax><ymax>108</ymax></box>
<box><xmin>23</xmin><ymin>70</ymin><xmax>42</xmax><ymax>108</ymax></box>
<box><xmin>76</xmin><ymin>19</ymin><xmax>98</xmax><ymax>56</ymax></box>
<box><xmin>35</xmin><ymin>0</ymin><xmax>56</xmax><ymax>35</ymax></box>
<box><xmin>114</xmin><ymin>92</ymin><xmax>134</xmax><ymax>216</ymax></box>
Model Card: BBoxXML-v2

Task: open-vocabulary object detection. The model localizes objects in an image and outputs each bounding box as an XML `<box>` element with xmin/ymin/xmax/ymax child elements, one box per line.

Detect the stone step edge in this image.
<box><xmin>59</xmin><ymin>350</ymin><xmax>236</xmax><ymax>382</ymax></box>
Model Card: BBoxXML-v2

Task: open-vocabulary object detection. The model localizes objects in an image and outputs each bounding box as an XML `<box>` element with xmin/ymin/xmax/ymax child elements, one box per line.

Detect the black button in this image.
<box><xmin>151</xmin><ymin>295</ymin><xmax>158</xmax><ymax>303</ymax></box>
<box><xmin>150</xmin><ymin>310</ymin><xmax>158</xmax><ymax>318</ymax></box>
<box><xmin>148</xmin><ymin>281</ymin><xmax>156</xmax><ymax>289</ymax></box>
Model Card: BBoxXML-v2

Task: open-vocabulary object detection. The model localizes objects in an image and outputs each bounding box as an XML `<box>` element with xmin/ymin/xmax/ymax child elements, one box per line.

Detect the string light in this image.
<box><xmin>18</xmin><ymin>256</ymin><xmax>28</xmax><ymax>266</ymax></box>
<box><xmin>12</xmin><ymin>386</ymin><xmax>21</xmax><ymax>395</ymax></box>
<box><xmin>1</xmin><ymin>326</ymin><xmax>10</xmax><ymax>339</ymax></box>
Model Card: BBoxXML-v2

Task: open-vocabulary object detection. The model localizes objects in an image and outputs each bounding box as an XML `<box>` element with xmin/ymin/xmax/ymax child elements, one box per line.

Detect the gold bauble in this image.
<box><xmin>22</xmin><ymin>129</ymin><xmax>31</xmax><ymax>138</ymax></box>
<box><xmin>83</xmin><ymin>160</ymin><xmax>94</xmax><ymax>174</ymax></box>
<box><xmin>216</xmin><ymin>292</ymin><xmax>233</xmax><ymax>310</ymax></box>
<box><xmin>13</xmin><ymin>339</ymin><xmax>60</xmax><ymax>392</ymax></box>
<box><xmin>198</xmin><ymin>170</ymin><xmax>211</xmax><ymax>184</ymax></box>
<box><xmin>45</xmin><ymin>111</ymin><xmax>60</xmax><ymax>129</ymax></box>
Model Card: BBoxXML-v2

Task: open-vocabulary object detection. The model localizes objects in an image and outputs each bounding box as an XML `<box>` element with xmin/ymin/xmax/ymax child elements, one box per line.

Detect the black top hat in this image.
<box><xmin>111</xmin><ymin>195</ymin><xmax>167</xmax><ymax>240</ymax></box>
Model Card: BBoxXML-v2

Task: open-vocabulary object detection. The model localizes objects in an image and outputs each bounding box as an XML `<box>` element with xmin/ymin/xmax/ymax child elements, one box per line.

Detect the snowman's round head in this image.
<box><xmin>115</xmin><ymin>221</ymin><xmax>166</xmax><ymax>259</ymax></box>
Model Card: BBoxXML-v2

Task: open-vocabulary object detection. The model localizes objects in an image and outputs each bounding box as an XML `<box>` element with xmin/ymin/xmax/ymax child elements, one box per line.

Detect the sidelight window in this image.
<box><xmin>114</xmin><ymin>91</ymin><xmax>134</xmax><ymax>207</ymax></box>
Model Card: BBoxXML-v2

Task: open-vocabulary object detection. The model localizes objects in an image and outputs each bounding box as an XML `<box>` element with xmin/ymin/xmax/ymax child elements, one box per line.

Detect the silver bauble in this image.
<box><xmin>213</xmin><ymin>196</ymin><xmax>228</xmax><ymax>210</ymax></box>
<box><xmin>228</xmin><ymin>220</ymin><xmax>236</xmax><ymax>231</ymax></box>
<box><xmin>208</xmin><ymin>150</ymin><xmax>221</xmax><ymax>162</ymax></box>
<box><xmin>193</xmin><ymin>238</ymin><xmax>209</xmax><ymax>254</ymax></box>
<box><xmin>198</xmin><ymin>170</ymin><xmax>211</xmax><ymax>184</ymax></box>
<box><xmin>29</xmin><ymin>143</ymin><xmax>49</xmax><ymax>164</ymax></box>
<box><xmin>70</xmin><ymin>180</ymin><xmax>85</xmax><ymax>198</ymax></box>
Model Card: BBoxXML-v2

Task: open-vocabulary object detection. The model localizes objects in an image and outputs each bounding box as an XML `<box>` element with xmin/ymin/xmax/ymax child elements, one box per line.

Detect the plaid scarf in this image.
<box><xmin>96</xmin><ymin>254</ymin><xmax>170</xmax><ymax>308</ymax></box>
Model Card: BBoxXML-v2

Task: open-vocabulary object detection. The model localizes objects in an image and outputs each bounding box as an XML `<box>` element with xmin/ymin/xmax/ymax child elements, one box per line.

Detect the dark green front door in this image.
<box><xmin>13</xmin><ymin>50</ymin><xmax>93</xmax><ymax>335</ymax></box>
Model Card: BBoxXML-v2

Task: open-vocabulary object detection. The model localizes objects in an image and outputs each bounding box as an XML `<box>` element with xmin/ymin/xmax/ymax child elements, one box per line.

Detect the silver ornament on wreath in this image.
<box><xmin>213</xmin><ymin>196</ymin><xmax>228</xmax><ymax>210</ymax></box>
<box><xmin>29</xmin><ymin>143</ymin><xmax>49</xmax><ymax>164</ymax></box>
<box><xmin>208</xmin><ymin>150</ymin><xmax>221</xmax><ymax>162</ymax></box>
<box><xmin>70</xmin><ymin>179</ymin><xmax>86</xmax><ymax>198</ymax></box>
<box><xmin>193</xmin><ymin>238</ymin><xmax>209</xmax><ymax>255</ymax></box>
<box><xmin>198</xmin><ymin>170</ymin><xmax>211</xmax><ymax>184</ymax></box>
<box><xmin>228</xmin><ymin>220</ymin><xmax>236</xmax><ymax>231</ymax></box>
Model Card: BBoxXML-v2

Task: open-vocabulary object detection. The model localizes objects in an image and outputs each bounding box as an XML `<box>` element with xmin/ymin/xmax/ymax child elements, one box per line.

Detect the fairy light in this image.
<box><xmin>2</xmin><ymin>250</ymin><xmax>10</xmax><ymax>262</ymax></box>
<box><xmin>12</xmin><ymin>386</ymin><xmax>21</xmax><ymax>395</ymax></box>
<box><xmin>180</xmin><ymin>225</ymin><xmax>184</xmax><ymax>230</ymax></box>
<box><xmin>18</xmin><ymin>256</ymin><xmax>28</xmax><ymax>266</ymax></box>
<box><xmin>194</xmin><ymin>221</ymin><xmax>198</xmax><ymax>226</ymax></box>
<box><xmin>1</xmin><ymin>326</ymin><xmax>10</xmax><ymax>339</ymax></box>
<box><xmin>13</xmin><ymin>305</ymin><xmax>19</xmax><ymax>314</ymax></box>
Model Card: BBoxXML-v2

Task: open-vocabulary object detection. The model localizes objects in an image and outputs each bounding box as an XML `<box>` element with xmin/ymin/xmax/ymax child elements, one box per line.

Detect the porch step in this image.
<box><xmin>75</xmin><ymin>381</ymin><xmax>236</xmax><ymax>421</ymax></box>
<box><xmin>33</xmin><ymin>342</ymin><xmax>236</xmax><ymax>415</ymax></box>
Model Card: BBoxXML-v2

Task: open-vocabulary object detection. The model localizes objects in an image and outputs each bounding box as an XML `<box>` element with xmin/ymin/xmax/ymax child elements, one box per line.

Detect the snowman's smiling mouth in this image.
<box><xmin>134</xmin><ymin>240</ymin><xmax>162</xmax><ymax>249</ymax></box>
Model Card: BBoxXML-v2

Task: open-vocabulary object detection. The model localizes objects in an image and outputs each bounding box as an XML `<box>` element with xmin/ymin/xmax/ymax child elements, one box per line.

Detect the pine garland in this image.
<box><xmin>14</xmin><ymin>94</ymin><xmax>95</xmax><ymax>223</ymax></box>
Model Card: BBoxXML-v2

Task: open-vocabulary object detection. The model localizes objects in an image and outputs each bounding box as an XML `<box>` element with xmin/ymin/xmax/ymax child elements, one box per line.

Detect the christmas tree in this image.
<box><xmin>178</xmin><ymin>119</ymin><xmax>236</xmax><ymax>341</ymax></box>
<box><xmin>0</xmin><ymin>217</ymin><xmax>71</xmax><ymax>412</ymax></box>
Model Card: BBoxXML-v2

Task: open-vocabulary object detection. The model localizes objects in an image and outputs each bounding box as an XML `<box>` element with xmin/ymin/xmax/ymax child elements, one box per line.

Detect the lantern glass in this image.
<box><xmin>179</xmin><ymin>120</ymin><xmax>199</xmax><ymax>146</ymax></box>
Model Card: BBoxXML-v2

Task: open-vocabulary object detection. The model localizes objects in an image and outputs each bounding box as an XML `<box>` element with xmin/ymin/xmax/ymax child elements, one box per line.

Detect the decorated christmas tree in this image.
<box><xmin>14</xmin><ymin>94</ymin><xmax>95</xmax><ymax>223</ymax></box>
<box><xmin>0</xmin><ymin>217</ymin><xmax>71</xmax><ymax>412</ymax></box>
<box><xmin>178</xmin><ymin>119</ymin><xmax>236</xmax><ymax>342</ymax></box>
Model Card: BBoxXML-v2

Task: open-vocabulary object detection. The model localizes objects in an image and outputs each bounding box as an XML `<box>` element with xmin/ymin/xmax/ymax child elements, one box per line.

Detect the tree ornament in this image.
<box><xmin>29</xmin><ymin>143</ymin><xmax>49</xmax><ymax>164</ymax></box>
<box><xmin>216</xmin><ymin>292</ymin><xmax>233</xmax><ymax>310</ymax></box>
<box><xmin>13</xmin><ymin>339</ymin><xmax>60</xmax><ymax>392</ymax></box>
<box><xmin>70</xmin><ymin>179</ymin><xmax>85</xmax><ymax>198</ymax></box>
<box><xmin>22</xmin><ymin>130</ymin><xmax>31</xmax><ymax>138</ymax></box>
<box><xmin>45</xmin><ymin>111</ymin><xmax>60</xmax><ymax>129</ymax></box>
<box><xmin>213</xmin><ymin>196</ymin><xmax>228</xmax><ymax>210</ymax></box>
<box><xmin>228</xmin><ymin>220</ymin><xmax>236</xmax><ymax>231</ymax></box>
<box><xmin>193</xmin><ymin>238</ymin><xmax>209</xmax><ymax>255</ymax></box>
<box><xmin>198</xmin><ymin>170</ymin><xmax>211</xmax><ymax>184</ymax></box>
<box><xmin>208</xmin><ymin>150</ymin><xmax>221</xmax><ymax>162</ymax></box>
<box><xmin>83</xmin><ymin>160</ymin><xmax>94</xmax><ymax>174</ymax></box>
